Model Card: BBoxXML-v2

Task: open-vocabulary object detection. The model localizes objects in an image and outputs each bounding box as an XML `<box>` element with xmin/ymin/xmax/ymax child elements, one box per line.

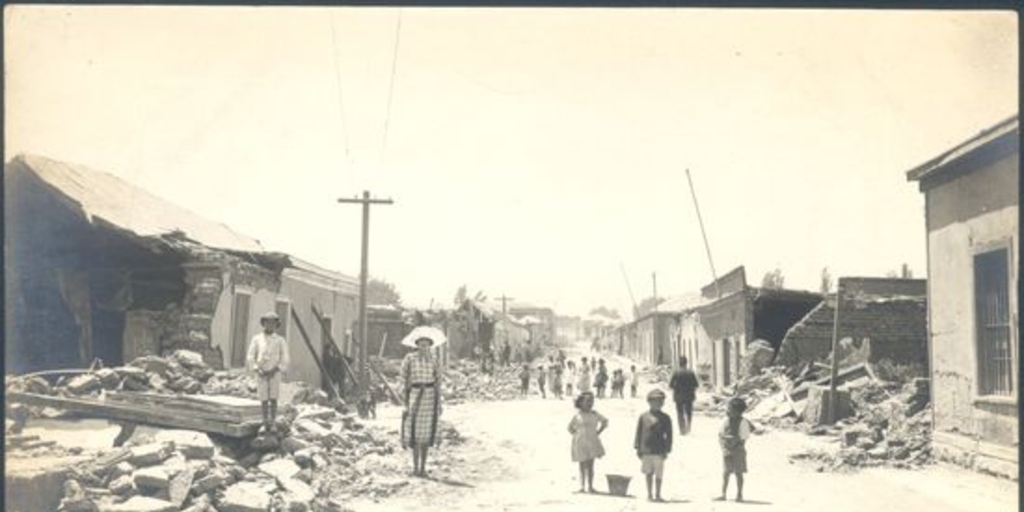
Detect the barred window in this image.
<box><xmin>975</xmin><ymin>248</ymin><xmax>1014</xmax><ymax>396</ymax></box>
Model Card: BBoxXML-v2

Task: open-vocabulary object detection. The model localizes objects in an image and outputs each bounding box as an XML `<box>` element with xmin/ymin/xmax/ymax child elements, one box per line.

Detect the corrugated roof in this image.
<box><xmin>13</xmin><ymin>154</ymin><xmax>264</xmax><ymax>253</ymax></box>
<box><xmin>906</xmin><ymin>114</ymin><xmax>1019</xmax><ymax>182</ymax></box>
<box><xmin>655</xmin><ymin>293</ymin><xmax>710</xmax><ymax>313</ymax></box>
<box><xmin>285</xmin><ymin>255</ymin><xmax>359</xmax><ymax>290</ymax></box>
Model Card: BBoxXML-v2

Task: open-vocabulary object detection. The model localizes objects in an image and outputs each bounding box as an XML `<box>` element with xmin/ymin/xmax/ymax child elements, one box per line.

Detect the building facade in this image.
<box><xmin>907</xmin><ymin>115</ymin><xmax>1019</xmax><ymax>478</ymax></box>
<box><xmin>5</xmin><ymin>154</ymin><xmax>360</xmax><ymax>391</ymax></box>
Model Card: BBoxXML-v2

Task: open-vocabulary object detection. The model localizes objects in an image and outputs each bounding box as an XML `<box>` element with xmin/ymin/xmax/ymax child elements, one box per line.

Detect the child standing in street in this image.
<box><xmin>564</xmin><ymin>361</ymin><xmax>576</xmax><ymax>398</ymax></box>
<box><xmin>594</xmin><ymin>360</ymin><xmax>608</xmax><ymax>398</ymax></box>
<box><xmin>718</xmin><ymin>397</ymin><xmax>752</xmax><ymax>502</ymax></box>
<box><xmin>634</xmin><ymin>389</ymin><xmax>673</xmax><ymax>501</ymax></box>
<box><xmin>630</xmin><ymin>365</ymin><xmax>639</xmax><ymax>398</ymax></box>
<box><xmin>568</xmin><ymin>391</ymin><xmax>607</xmax><ymax>493</ymax></box>
<box><xmin>611</xmin><ymin>369</ymin><xmax>626</xmax><ymax>398</ymax></box>
<box><xmin>551</xmin><ymin>365</ymin><xmax>563</xmax><ymax>399</ymax></box>
<box><xmin>519</xmin><ymin>364</ymin><xmax>531</xmax><ymax>397</ymax></box>
<box><xmin>537</xmin><ymin>365</ymin><xmax>548</xmax><ymax>399</ymax></box>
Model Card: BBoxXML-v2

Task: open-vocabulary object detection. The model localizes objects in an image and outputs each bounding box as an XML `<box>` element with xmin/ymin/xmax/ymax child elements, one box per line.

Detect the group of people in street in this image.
<box><xmin>247</xmin><ymin>317</ymin><xmax>752</xmax><ymax>497</ymax></box>
<box><xmin>520</xmin><ymin>354</ymin><xmax>641</xmax><ymax>400</ymax></box>
<box><xmin>567</xmin><ymin>356</ymin><xmax>753</xmax><ymax>502</ymax></box>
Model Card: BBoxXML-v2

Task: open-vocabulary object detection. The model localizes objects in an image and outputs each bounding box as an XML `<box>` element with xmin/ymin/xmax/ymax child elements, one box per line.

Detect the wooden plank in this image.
<box><xmin>104</xmin><ymin>392</ymin><xmax>262</xmax><ymax>421</ymax></box>
<box><xmin>290</xmin><ymin>309</ymin><xmax>343</xmax><ymax>402</ymax></box>
<box><xmin>6</xmin><ymin>392</ymin><xmax>260</xmax><ymax>438</ymax></box>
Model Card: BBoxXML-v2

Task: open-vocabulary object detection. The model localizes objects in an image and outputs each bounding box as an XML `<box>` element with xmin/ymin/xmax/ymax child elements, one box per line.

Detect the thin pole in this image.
<box><xmin>685</xmin><ymin>169</ymin><xmax>721</xmax><ymax>299</ymax></box>
<box><xmin>620</xmin><ymin>262</ymin><xmax>640</xmax><ymax>319</ymax></box>
<box><xmin>652</xmin><ymin>272</ymin><xmax>659</xmax><ymax>315</ymax></box>
<box><xmin>358</xmin><ymin>194</ymin><xmax>370</xmax><ymax>394</ymax></box>
<box><xmin>338</xmin><ymin>190</ymin><xmax>393</xmax><ymax>395</ymax></box>
<box><xmin>653</xmin><ymin>272</ymin><xmax>659</xmax><ymax>365</ymax></box>
<box><xmin>828</xmin><ymin>280</ymin><xmax>843</xmax><ymax>424</ymax></box>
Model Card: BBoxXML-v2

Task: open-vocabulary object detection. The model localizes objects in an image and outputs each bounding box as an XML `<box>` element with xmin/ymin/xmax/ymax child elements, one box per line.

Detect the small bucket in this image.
<box><xmin>606</xmin><ymin>474</ymin><xmax>631</xmax><ymax>496</ymax></box>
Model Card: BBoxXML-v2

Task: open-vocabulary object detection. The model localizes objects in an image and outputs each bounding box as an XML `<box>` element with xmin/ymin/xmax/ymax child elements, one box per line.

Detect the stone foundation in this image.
<box><xmin>933</xmin><ymin>431</ymin><xmax>1018</xmax><ymax>481</ymax></box>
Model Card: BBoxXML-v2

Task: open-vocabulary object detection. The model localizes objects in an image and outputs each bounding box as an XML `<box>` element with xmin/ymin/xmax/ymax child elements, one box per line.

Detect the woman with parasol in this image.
<box><xmin>399</xmin><ymin>325</ymin><xmax>446</xmax><ymax>476</ymax></box>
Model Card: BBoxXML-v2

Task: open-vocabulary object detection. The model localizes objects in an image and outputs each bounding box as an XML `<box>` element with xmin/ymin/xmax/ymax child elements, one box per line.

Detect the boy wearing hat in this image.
<box><xmin>247</xmin><ymin>311</ymin><xmax>290</xmax><ymax>433</ymax></box>
<box><xmin>634</xmin><ymin>388</ymin><xmax>673</xmax><ymax>501</ymax></box>
<box><xmin>718</xmin><ymin>397</ymin><xmax>753</xmax><ymax>502</ymax></box>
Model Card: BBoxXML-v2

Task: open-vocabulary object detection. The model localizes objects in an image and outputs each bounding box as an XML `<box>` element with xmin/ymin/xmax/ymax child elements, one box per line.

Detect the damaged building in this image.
<box><xmin>5</xmin><ymin>154</ymin><xmax>359</xmax><ymax>390</ymax></box>
<box><xmin>777</xmin><ymin>278</ymin><xmax>928</xmax><ymax>368</ymax></box>
<box><xmin>907</xmin><ymin>115</ymin><xmax>1019</xmax><ymax>478</ymax></box>
<box><xmin>679</xmin><ymin>267</ymin><xmax>822</xmax><ymax>389</ymax></box>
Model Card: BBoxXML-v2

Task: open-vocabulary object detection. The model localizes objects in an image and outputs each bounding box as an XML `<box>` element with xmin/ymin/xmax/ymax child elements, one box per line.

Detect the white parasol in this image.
<box><xmin>400</xmin><ymin>326</ymin><xmax>448</xmax><ymax>348</ymax></box>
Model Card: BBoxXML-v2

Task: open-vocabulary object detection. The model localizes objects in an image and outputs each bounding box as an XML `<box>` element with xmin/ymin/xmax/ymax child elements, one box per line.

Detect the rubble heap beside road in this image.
<box><xmin>699</xmin><ymin>359</ymin><xmax>934</xmax><ymax>473</ymax></box>
<box><xmin>6</xmin><ymin>369</ymin><xmax>470</xmax><ymax>512</ymax></box>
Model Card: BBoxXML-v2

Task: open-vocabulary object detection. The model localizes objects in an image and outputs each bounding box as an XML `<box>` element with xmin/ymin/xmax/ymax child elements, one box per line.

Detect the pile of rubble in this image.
<box><xmin>35</xmin><ymin>388</ymin><xmax>469</xmax><ymax>512</ymax></box>
<box><xmin>5</xmin><ymin>351</ymin><xmax>235</xmax><ymax>401</ymax></box>
<box><xmin>706</xmin><ymin>357</ymin><xmax>934</xmax><ymax>473</ymax></box>
<box><xmin>642</xmin><ymin>365</ymin><xmax>673</xmax><ymax>385</ymax></box>
<box><xmin>793</xmin><ymin>378</ymin><xmax>933</xmax><ymax>471</ymax></box>
<box><xmin>441</xmin><ymin>361</ymin><xmax>522</xmax><ymax>404</ymax></box>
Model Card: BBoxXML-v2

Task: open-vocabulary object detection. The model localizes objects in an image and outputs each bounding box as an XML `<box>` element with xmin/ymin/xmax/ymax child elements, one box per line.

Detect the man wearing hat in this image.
<box><xmin>247</xmin><ymin>311</ymin><xmax>290</xmax><ymax>433</ymax></box>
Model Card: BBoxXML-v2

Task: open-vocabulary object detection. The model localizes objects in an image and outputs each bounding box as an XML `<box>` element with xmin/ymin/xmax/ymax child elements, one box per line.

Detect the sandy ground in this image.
<box><xmin>9</xmin><ymin>344</ymin><xmax>1017</xmax><ymax>512</ymax></box>
<box><xmin>347</xmin><ymin>345</ymin><xmax>1018</xmax><ymax>512</ymax></box>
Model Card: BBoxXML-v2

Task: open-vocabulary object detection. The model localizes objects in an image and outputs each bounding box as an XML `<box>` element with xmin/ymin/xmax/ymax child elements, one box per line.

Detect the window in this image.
<box><xmin>975</xmin><ymin>248</ymin><xmax>1014</xmax><ymax>396</ymax></box>
<box><xmin>229</xmin><ymin>291</ymin><xmax>252</xmax><ymax>368</ymax></box>
<box><xmin>275</xmin><ymin>299</ymin><xmax>291</xmax><ymax>339</ymax></box>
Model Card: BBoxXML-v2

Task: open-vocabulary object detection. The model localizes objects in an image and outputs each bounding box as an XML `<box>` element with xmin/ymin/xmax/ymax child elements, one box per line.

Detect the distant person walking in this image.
<box><xmin>578</xmin><ymin>358</ymin><xmax>592</xmax><ymax>394</ymax></box>
<box><xmin>399</xmin><ymin>326</ymin><xmax>446</xmax><ymax>477</ymax></box>
<box><xmin>564</xmin><ymin>361</ymin><xmax>576</xmax><ymax>397</ymax></box>
<box><xmin>594</xmin><ymin>359</ymin><xmax>609</xmax><ymax>399</ymax></box>
<box><xmin>246</xmin><ymin>312</ymin><xmax>290</xmax><ymax>434</ymax></box>
<box><xmin>630</xmin><ymin>365</ymin><xmax>640</xmax><ymax>398</ymax></box>
<box><xmin>668</xmin><ymin>356</ymin><xmax>699</xmax><ymax>435</ymax></box>
<box><xmin>538</xmin><ymin>365</ymin><xmax>548</xmax><ymax>399</ymax></box>
<box><xmin>519</xmin><ymin>364</ymin><xmax>531</xmax><ymax>397</ymax></box>
<box><xmin>502</xmin><ymin>343</ymin><xmax>512</xmax><ymax>367</ymax></box>
<box><xmin>551</xmin><ymin>364</ymin><xmax>563</xmax><ymax>399</ymax></box>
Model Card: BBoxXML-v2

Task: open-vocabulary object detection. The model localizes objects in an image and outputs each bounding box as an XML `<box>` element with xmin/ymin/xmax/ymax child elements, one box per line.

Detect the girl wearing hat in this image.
<box><xmin>246</xmin><ymin>311</ymin><xmax>290</xmax><ymax>433</ymax></box>
<box><xmin>400</xmin><ymin>327</ymin><xmax>445</xmax><ymax>477</ymax></box>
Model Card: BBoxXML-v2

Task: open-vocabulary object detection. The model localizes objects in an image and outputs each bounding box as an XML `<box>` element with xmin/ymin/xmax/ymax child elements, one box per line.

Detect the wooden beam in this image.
<box><xmin>6</xmin><ymin>392</ymin><xmax>260</xmax><ymax>438</ymax></box>
<box><xmin>289</xmin><ymin>308</ymin><xmax>343</xmax><ymax>402</ymax></box>
<box><xmin>311</xmin><ymin>306</ymin><xmax>360</xmax><ymax>394</ymax></box>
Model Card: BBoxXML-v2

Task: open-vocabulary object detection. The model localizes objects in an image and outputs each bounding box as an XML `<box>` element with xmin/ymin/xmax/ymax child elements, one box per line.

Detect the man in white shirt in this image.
<box><xmin>247</xmin><ymin>311</ymin><xmax>290</xmax><ymax>433</ymax></box>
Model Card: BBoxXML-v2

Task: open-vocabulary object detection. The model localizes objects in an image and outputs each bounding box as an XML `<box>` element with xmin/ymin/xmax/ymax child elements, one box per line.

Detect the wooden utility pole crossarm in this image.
<box><xmin>338</xmin><ymin>191</ymin><xmax>394</xmax><ymax>396</ymax></box>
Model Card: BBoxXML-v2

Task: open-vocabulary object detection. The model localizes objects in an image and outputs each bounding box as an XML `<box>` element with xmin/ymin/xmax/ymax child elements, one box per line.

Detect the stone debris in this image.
<box><xmin>152</xmin><ymin>430</ymin><xmax>215</xmax><ymax>460</ymax></box>
<box><xmin>220</xmin><ymin>481</ymin><xmax>272</xmax><ymax>512</ymax></box>
<box><xmin>128</xmin><ymin>443</ymin><xmax>174</xmax><ymax>468</ymax></box>
<box><xmin>440</xmin><ymin>361</ymin><xmax>523</xmax><ymax>404</ymax></box>
<box><xmin>131</xmin><ymin>466</ymin><xmax>171</xmax><ymax>490</ymax></box>
<box><xmin>789</xmin><ymin>377</ymin><xmax>934</xmax><ymax>472</ymax></box>
<box><xmin>100</xmin><ymin>496</ymin><xmax>178</xmax><ymax>512</ymax></box>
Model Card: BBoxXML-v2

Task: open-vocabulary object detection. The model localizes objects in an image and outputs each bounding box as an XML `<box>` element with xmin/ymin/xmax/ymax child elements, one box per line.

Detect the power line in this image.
<box><xmin>328</xmin><ymin>12</ymin><xmax>352</xmax><ymax>163</ymax></box>
<box><xmin>379</xmin><ymin>8</ymin><xmax>403</xmax><ymax>165</ymax></box>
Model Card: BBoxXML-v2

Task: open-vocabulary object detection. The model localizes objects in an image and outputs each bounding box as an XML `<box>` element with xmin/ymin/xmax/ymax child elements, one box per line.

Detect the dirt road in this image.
<box><xmin>348</xmin><ymin>359</ymin><xmax>1016</xmax><ymax>512</ymax></box>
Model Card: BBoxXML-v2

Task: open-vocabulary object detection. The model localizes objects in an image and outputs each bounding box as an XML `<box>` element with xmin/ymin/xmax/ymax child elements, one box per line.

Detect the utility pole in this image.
<box><xmin>501</xmin><ymin>294</ymin><xmax>514</xmax><ymax>346</ymax></box>
<box><xmin>685</xmin><ymin>169</ymin><xmax>721</xmax><ymax>300</ymax></box>
<box><xmin>827</xmin><ymin>279</ymin><xmax>844</xmax><ymax>424</ymax></box>
<box><xmin>338</xmin><ymin>191</ymin><xmax>393</xmax><ymax>395</ymax></box>
<box><xmin>652</xmin><ymin>272</ymin><xmax>659</xmax><ymax>315</ymax></box>
<box><xmin>619</xmin><ymin>262</ymin><xmax>640</xmax><ymax>320</ymax></box>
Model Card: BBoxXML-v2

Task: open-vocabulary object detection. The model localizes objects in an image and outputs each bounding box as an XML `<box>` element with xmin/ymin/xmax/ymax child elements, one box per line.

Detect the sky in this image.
<box><xmin>5</xmin><ymin>7</ymin><xmax>1018</xmax><ymax>318</ymax></box>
